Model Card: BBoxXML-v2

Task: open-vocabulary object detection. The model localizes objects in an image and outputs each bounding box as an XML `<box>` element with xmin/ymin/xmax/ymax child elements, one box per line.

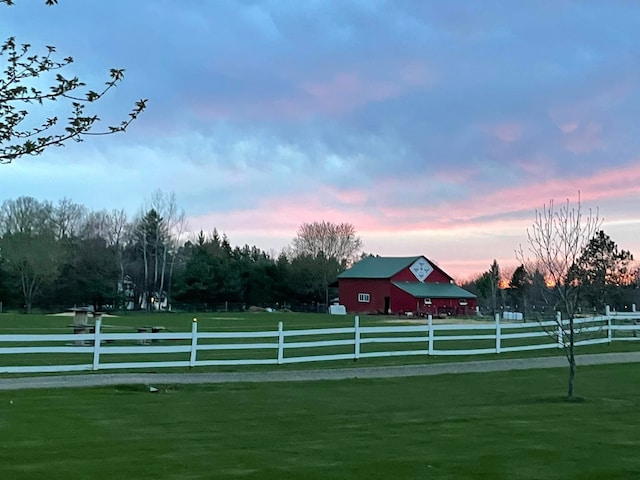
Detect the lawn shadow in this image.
<box><xmin>527</xmin><ymin>395</ymin><xmax>588</xmax><ymax>404</ymax></box>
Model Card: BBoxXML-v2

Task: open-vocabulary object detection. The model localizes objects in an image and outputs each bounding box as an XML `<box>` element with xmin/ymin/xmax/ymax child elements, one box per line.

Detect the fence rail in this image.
<box><xmin>1</xmin><ymin>310</ymin><xmax>639</xmax><ymax>374</ymax></box>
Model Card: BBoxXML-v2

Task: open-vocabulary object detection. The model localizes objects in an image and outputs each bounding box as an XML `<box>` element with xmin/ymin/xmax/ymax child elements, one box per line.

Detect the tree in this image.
<box><xmin>173</xmin><ymin>235</ymin><xmax>217</xmax><ymax>306</ymax></box>
<box><xmin>472</xmin><ymin>261</ymin><xmax>502</xmax><ymax>315</ymax></box>
<box><xmin>53</xmin><ymin>235</ymin><xmax>118</xmax><ymax>311</ymax></box>
<box><xmin>50</xmin><ymin>198</ymin><xmax>86</xmax><ymax>240</ymax></box>
<box><xmin>288</xmin><ymin>253</ymin><xmax>342</xmax><ymax>306</ymax></box>
<box><xmin>1</xmin><ymin>1</ymin><xmax>146</xmax><ymax>163</ymax></box>
<box><xmin>576</xmin><ymin>230</ymin><xmax>633</xmax><ymax>311</ymax></box>
<box><xmin>291</xmin><ymin>221</ymin><xmax>362</xmax><ymax>307</ymax></box>
<box><xmin>292</xmin><ymin>221</ymin><xmax>362</xmax><ymax>266</ymax></box>
<box><xmin>0</xmin><ymin>197</ymin><xmax>64</xmax><ymax>312</ymax></box>
<box><xmin>517</xmin><ymin>195</ymin><xmax>601</xmax><ymax>399</ymax></box>
<box><xmin>509</xmin><ymin>264</ymin><xmax>531</xmax><ymax>314</ymax></box>
<box><xmin>78</xmin><ymin>208</ymin><xmax>131</xmax><ymax>309</ymax></box>
<box><xmin>131</xmin><ymin>209</ymin><xmax>169</xmax><ymax>310</ymax></box>
<box><xmin>148</xmin><ymin>191</ymin><xmax>187</xmax><ymax>309</ymax></box>
<box><xmin>489</xmin><ymin>259</ymin><xmax>500</xmax><ymax>316</ymax></box>
<box><xmin>0</xmin><ymin>231</ymin><xmax>63</xmax><ymax>312</ymax></box>
<box><xmin>473</xmin><ymin>271</ymin><xmax>492</xmax><ymax>312</ymax></box>
<box><xmin>173</xmin><ymin>230</ymin><xmax>264</xmax><ymax>309</ymax></box>
<box><xmin>233</xmin><ymin>244</ymin><xmax>277</xmax><ymax>307</ymax></box>
<box><xmin>0</xmin><ymin>196</ymin><xmax>53</xmax><ymax>235</ymax></box>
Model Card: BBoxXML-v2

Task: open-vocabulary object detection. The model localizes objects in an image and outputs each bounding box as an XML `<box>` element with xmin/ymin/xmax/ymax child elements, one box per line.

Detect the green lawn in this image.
<box><xmin>1</xmin><ymin>364</ymin><xmax>639</xmax><ymax>479</ymax></box>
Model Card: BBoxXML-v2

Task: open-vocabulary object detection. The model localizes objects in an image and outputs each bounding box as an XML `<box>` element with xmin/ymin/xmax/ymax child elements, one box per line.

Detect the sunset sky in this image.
<box><xmin>2</xmin><ymin>1</ymin><xmax>640</xmax><ymax>281</ymax></box>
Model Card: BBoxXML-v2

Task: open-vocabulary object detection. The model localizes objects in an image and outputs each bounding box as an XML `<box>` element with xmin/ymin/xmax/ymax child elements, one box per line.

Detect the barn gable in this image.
<box><xmin>337</xmin><ymin>256</ymin><xmax>421</xmax><ymax>279</ymax></box>
<box><xmin>338</xmin><ymin>255</ymin><xmax>453</xmax><ymax>283</ymax></box>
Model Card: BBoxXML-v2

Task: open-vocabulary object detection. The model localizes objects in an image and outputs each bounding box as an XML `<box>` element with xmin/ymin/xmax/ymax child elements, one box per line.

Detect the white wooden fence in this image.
<box><xmin>1</xmin><ymin>310</ymin><xmax>639</xmax><ymax>374</ymax></box>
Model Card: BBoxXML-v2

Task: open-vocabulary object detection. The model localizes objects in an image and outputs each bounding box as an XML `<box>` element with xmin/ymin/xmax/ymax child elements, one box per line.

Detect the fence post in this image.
<box><xmin>277</xmin><ymin>321</ymin><xmax>284</xmax><ymax>365</ymax></box>
<box><xmin>607</xmin><ymin>315</ymin><xmax>612</xmax><ymax>343</ymax></box>
<box><xmin>495</xmin><ymin>313</ymin><xmax>501</xmax><ymax>354</ymax></box>
<box><xmin>354</xmin><ymin>316</ymin><xmax>360</xmax><ymax>361</ymax></box>
<box><xmin>556</xmin><ymin>311</ymin><xmax>563</xmax><ymax>348</ymax></box>
<box><xmin>428</xmin><ymin>315</ymin><xmax>434</xmax><ymax>355</ymax></box>
<box><xmin>605</xmin><ymin>305</ymin><xmax>610</xmax><ymax>316</ymax></box>
<box><xmin>92</xmin><ymin>315</ymin><xmax>102</xmax><ymax>371</ymax></box>
<box><xmin>189</xmin><ymin>318</ymin><xmax>198</xmax><ymax>368</ymax></box>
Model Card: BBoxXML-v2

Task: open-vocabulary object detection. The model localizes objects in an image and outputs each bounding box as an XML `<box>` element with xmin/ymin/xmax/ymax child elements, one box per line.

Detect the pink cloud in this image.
<box><xmin>322</xmin><ymin>186</ymin><xmax>368</xmax><ymax>205</ymax></box>
<box><xmin>188</xmin><ymin>74</ymin><xmax>398</xmax><ymax>120</ymax></box>
<box><xmin>301</xmin><ymin>72</ymin><xmax>401</xmax><ymax>114</ymax></box>
<box><xmin>193</xmin><ymin>160</ymin><xmax>640</xmax><ymax>236</ymax></box>
<box><xmin>185</xmin><ymin>161</ymin><xmax>640</xmax><ymax>279</ymax></box>
<box><xmin>481</xmin><ymin>122</ymin><xmax>524</xmax><ymax>142</ymax></box>
<box><xmin>562</xmin><ymin>122</ymin><xmax>603</xmax><ymax>154</ymax></box>
<box><xmin>191</xmin><ymin>61</ymin><xmax>436</xmax><ymax>120</ymax></box>
<box><xmin>451</xmin><ymin>161</ymin><xmax>640</xmax><ymax>231</ymax></box>
<box><xmin>549</xmin><ymin>76</ymin><xmax>634</xmax><ymax>155</ymax></box>
<box><xmin>399</xmin><ymin>61</ymin><xmax>436</xmax><ymax>86</ymax></box>
<box><xmin>559</xmin><ymin>123</ymin><xmax>578</xmax><ymax>134</ymax></box>
<box><xmin>514</xmin><ymin>155</ymin><xmax>553</xmax><ymax>177</ymax></box>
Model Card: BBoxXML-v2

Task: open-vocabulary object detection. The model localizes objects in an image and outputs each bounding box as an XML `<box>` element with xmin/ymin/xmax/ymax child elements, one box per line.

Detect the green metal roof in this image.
<box><xmin>338</xmin><ymin>256</ymin><xmax>422</xmax><ymax>279</ymax></box>
<box><xmin>391</xmin><ymin>281</ymin><xmax>477</xmax><ymax>299</ymax></box>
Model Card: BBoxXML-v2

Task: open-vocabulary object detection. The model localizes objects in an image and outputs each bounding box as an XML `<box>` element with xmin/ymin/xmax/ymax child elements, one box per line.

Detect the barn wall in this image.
<box><xmin>339</xmin><ymin>278</ymin><xmax>391</xmax><ymax>314</ymax></box>
<box><xmin>389</xmin><ymin>285</ymin><xmax>422</xmax><ymax>314</ymax></box>
<box><xmin>390</xmin><ymin>284</ymin><xmax>478</xmax><ymax>316</ymax></box>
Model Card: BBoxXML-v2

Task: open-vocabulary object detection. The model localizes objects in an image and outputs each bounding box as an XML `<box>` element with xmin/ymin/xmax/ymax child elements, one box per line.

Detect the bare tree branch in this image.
<box><xmin>516</xmin><ymin>193</ymin><xmax>601</xmax><ymax>399</ymax></box>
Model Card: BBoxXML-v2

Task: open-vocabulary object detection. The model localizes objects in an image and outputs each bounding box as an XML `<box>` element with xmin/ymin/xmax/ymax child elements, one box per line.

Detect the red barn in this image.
<box><xmin>337</xmin><ymin>256</ymin><xmax>477</xmax><ymax>316</ymax></box>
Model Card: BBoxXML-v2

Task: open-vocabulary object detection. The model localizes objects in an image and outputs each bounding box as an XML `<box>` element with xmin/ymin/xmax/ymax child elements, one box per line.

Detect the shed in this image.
<box><xmin>337</xmin><ymin>256</ymin><xmax>477</xmax><ymax>316</ymax></box>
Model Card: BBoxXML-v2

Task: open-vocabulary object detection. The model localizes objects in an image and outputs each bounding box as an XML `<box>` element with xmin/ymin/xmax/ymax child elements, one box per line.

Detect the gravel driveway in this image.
<box><xmin>1</xmin><ymin>352</ymin><xmax>639</xmax><ymax>391</ymax></box>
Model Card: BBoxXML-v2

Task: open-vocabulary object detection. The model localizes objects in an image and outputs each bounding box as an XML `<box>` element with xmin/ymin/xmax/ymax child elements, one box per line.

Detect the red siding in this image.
<box><xmin>339</xmin><ymin>278</ymin><xmax>391</xmax><ymax>314</ymax></box>
<box><xmin>390</xmin><ymin>284</ymin><xmax>477</xmax><ymax>316</ymax></box>
<box><xmin>339</xmin><ymin>278</ymin><xmax>477</xmax><ymax>316</ymax></box>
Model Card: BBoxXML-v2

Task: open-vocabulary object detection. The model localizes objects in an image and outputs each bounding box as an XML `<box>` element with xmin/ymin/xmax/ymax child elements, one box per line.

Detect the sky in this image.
<box><xmin>2</xmin><ymin>0</ymin><xmax>640</xmax><ymax>281</ymax></box>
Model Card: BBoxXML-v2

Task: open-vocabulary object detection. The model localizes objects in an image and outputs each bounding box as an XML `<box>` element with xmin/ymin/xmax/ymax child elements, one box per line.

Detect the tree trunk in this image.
<box><xmin>567</xmin><ymin>318</ymin><xmax>575</xmax><ymax>399</ymax></box>
<box><xmin>159</xmin><ymin>243</ymin><xmax>168</xmax><ymax>304</ymax></box>
<box><xmin>21</xmin><ymin>269</ymin><xmax>38</xmax><ymax>314</ymax></box>
<box><xmin>166</xmin><ymin>248</ymin><xmax>178</xmax><ymax>311</ymax></box>
<box><xmin>142</xmin><ymin>239</ymin><xmax>149</xmax><ymax>311</ymax></box>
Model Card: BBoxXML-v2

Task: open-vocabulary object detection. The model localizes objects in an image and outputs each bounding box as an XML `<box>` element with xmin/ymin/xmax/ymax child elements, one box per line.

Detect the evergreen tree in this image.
<box><xmin>509</xmin><ymin>264</ymin><xmax>531</xmax><ymax>314</ymax></box>
<box><xmin>577</xmin><ymin>230</ymin><xmax>634</xmax><ymax>311</ymax></box>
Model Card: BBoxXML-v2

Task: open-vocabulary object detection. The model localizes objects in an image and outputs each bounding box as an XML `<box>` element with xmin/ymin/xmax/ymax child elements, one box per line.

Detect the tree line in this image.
<box><xmin>0</xmin><ymin>196</ymin><xmax>363</xmax><ymax>313</ymax></box>
<box><xmin>1</xmin><ymin>193</ymin><xmax>637</xmax><ymax>319</ymax></box>
<box><xmin>465</xmin><ymin>231</ymin><xmax>637</xmax><ymax>318</ymax></box>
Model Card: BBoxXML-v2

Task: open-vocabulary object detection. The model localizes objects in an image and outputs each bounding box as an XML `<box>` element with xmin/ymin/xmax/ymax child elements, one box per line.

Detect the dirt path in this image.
<box><xmin>1</xmin><ymin>352</ymin><xmax>639</xmax><ymax>391</ymax></box>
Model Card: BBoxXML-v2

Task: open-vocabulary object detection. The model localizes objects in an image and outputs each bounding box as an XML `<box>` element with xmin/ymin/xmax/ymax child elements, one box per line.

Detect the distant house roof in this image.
<box><xmin>337</xmin><ymin>256</ymin><xmax>423</xmax><ymax>279</ymax></box>
<box><xmin>392</xmin><ymin>281</ymin><xmax>477</xmax><ymax>299</ymax></box>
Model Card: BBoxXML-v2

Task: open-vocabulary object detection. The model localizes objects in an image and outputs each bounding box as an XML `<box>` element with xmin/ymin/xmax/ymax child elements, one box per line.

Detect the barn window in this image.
<box><xmin>459</xmin><ymin>299</ymin><xmax>468</xmax><ymax>306</ymax></box>
<box><xmin>358</xmin><ymin>293</ymin><xmax>370</xmax><ymax>303</ymax></box>
<box><xmin>423</xmin><ymin>298</ymin><xmax>432</xmax><ymax>305</ymax></box>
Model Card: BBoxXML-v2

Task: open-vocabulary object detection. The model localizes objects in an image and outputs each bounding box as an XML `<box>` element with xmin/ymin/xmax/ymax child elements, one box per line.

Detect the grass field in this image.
<box><xmin>1</xmin><ymin>363</ymin><xmax>639</xmax><ymax>479</ymax></box>
<box><xmin>1</xmin><ymin>311</ymin><xmax>639</xmax><ymax>375</ymax></box>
